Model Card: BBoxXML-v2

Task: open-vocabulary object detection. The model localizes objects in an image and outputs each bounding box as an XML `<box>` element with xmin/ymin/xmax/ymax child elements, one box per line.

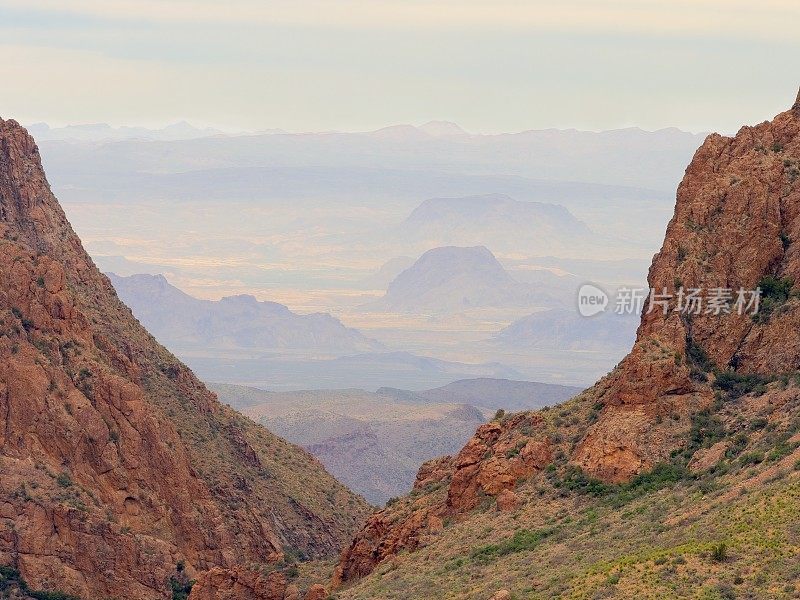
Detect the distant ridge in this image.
<box><xmin>27</xmin><ymin>120</ymin><xmax>224</xmax><ymax>141</ymax></box>
<box><xmin>108</xmin><ymin>272</ymin><xmax>383</xmax><ymax>356</ymax></box>
<box><xmin>377</xmin><ymin>377</ymin><xmax>584</xmax><ymax>412</ymax></box>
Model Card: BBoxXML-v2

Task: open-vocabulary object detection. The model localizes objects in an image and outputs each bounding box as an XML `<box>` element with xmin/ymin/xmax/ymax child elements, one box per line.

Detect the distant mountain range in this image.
<box><xmin>212</xmin><ymin>383</ymin><xmax>488</xmax><ymax>505</ymax></box>
<box><xmin>108</xmin><ymin>273</ymin><xmax>382</xmax><ymax>356</ymax></box>
<box><xmin>370</xmin><ymin>120</ymin><xmax>469</xmax><ymax>140</ymax></box>
<box><xmin>39</xmin><ymin>123</ymin><xmax>703</xmax><ymax>192</ymax></box>
<box><xmin>108</xmin><ymin>272</ymin><xmax>530</xmax><ymax>389</ymax></box>
<box><xmin>34</xmin><ymin>124</ymin><xmax>686</xmax><ymax>393</ymax></box>
<box><xmin>185</xmin><ymin>350</ymin><xmax>525</xmax><ymax>392</ymax></box>
<box><xmin>368</xmin><ymin>246</ymin><xmax>567</xmax><ymax>314</ymax></box>
<box><xmin>491</xmin><ymin>308</ymin><xmax>639</xmax><ymax>352</ymax></box>
<box><xmin>377</xmin><ymin>377</ymin><xmax>584</xmax><ymax>412</ymax></box>
<box><xmin>27</xmin><ymin>121</ymin><xmax>225</xmax><ymax>142</ymax></box>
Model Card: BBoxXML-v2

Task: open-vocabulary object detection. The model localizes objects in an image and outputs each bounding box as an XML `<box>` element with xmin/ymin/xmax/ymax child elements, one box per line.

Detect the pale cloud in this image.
<box><xmin>4</xmin><ymin>0</ymin><xmax>798</xmax><ymax>41</ymax></box>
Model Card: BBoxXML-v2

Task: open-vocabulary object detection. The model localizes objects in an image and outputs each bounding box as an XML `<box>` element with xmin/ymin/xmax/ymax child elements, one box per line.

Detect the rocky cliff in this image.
<box><xmin>334</xmin><ymin>90</ymin><xmax>800</xmax><ymax>593</ymax></box>
<box><xmin>573</xmin><ymin>87</ymin><xmax>800</xmax><ymax>481</ymax></box>
<box><xmin>0</xmin><ymin>118</ymin><xmax>369</xmax><ymax>600</ymax></box>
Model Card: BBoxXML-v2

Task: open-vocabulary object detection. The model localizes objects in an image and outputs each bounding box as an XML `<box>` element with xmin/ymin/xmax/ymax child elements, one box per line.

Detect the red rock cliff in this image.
<box><xmin>574</xmin><ymin>88</ymin><xmax>800</xmax><ymax>480</ymax></box>
<box><xmin>0</xmin><ymin>118</ymin><xmax>369</xmax><ymax>599</ymax></box>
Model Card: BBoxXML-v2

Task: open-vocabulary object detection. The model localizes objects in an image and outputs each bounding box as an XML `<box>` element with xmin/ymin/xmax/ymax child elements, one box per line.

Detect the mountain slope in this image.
<box><xmin>108</xmin><ymin>273</ymin><xmax>383</xmax><ymax>356</ymax></box>
<box><xmin>332</xmin><ymin>91</ymin><xmax>800</xmax><ymax>599</ymax></box>
<box><xmin>0</xmin><ymin>118</ymin><xmax>370</xmax><ymax>600</ymax></box>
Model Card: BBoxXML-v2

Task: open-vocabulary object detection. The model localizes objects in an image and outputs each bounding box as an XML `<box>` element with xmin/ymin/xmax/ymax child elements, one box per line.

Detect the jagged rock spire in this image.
<box><xmin>795</xmin><ymin>86</ymin><xmax>800</xmax><ymax>111</ymax></box>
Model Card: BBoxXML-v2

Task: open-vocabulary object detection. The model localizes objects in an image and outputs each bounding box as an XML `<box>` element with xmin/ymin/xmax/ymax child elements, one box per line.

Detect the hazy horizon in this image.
<box><xmin>21</xmin><ymin>117</ymin><xmax>707</xmax><ymax>137</ymax></box>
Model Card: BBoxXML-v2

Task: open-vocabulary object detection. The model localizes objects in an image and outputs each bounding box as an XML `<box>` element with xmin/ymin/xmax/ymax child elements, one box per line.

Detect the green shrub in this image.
<box><xmin>559</xmin><ymin>463</ymin><xmax>687</xmax><ymax>507</ymax></box>
<box><xmin>687</xmin><ymin>340</ymin><xmax>715</xmax><ymax>371</ymax></box>
<box><xmin>505</xmin><ymin>441</ymin><xmax>527</xmax><ymax>459</ymax></box>
<box><xmin>470</xmin><ymin>527</ymin><xmax>556</xmax><ymax>563</ymax></box>
<box><xmin>686</xmin><ymin>410</ymin><xmax>726</xmax><ymax>454</ymax></box>
<box><xmin>753</xmin><ymin>275</ymin><xmax>794</xmax><ymax>323</ymax></box>
<box><xmin>767</xmin><ymin>442</ymin><xmax>794</xmax><ymax>463</ymax></box>
<box><xmin>739</xmin><ymin>452</ymin><xmax>765</xmax><ymax>466</ymax></box>
<box><xmin>558</xmin><ymin>466</ymin><xmax>611</xmax><ymax>497</ymax></box>
<box><xmin>710</xmin><ymin>542</ymin><xmax>728</xmax><ymax>562</ymax></box>
<box><xmin>714</xmin><ymin>371</ymin><xmax>773</xmax><ymax>400</ymax></box>
<box><xmin>170</xmin><ymin>562</ymin><xmax>195</xmax><ymax>600</ymax></box>
<box><xmin>716</xmin><ymin>583</ymin><xmax>736</xmax><ymax>600</ymax></box>
<box><xmin>625</xmin><ymin>463</ymin><xmax>687</xmax><ymax>492</ymax></box>
<box><xmin>725</xmin><ymin>433</ymin><xmax>749</xmax><ymax>458</ymax></box>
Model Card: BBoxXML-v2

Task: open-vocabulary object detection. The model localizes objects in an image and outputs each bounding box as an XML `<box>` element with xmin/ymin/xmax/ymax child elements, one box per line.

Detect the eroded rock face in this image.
<box><xmin>335</xmin><ymin>90</ymin><xmax>800</xmax><ymax>585</ymax></box>
<box><xmin>188</xmin><ymin>568</ymin><xmax>288</xmax><ymax>600</ymax></box>
<box><xmin>0</xmin><ymin>118</ymin><xmax>369</xmax><ymax>598</ymax></box>
<box><xmin>574</xmin><ymin>92</ymin><xmax>800</xmax><ymax>479</ymax></box>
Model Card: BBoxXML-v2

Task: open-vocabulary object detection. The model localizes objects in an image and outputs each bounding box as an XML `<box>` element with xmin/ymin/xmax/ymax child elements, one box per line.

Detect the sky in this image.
<box><xmin>1</xmin><ymin>0</ymin><xmax>799</xmax><ymax>134</ymax></box>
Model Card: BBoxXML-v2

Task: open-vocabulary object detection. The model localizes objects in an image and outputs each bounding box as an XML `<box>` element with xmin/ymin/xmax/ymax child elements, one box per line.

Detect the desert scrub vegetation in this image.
<box><xmin>169</xmin><ymin>561</ymin><xmax>194</xmax><ymax>600</ymax></box>
<box><xmin>0</xmin><ymin>565</ymin><xmax>79</xmax><ymax>600</ymax></box>
<box><xmin>753</xmin><ymin>274</ymin><xmax>795</xmax><ymax>323</ymax></box>
<box><xmin>713</xmin><ymin>371</ymin><xmax>774</xmax><ymax>400</ymax></box>
<box><xmin>552</xmin><ymin>462</ymin><xmax>689</xmax><ymax>508</ymax></box>
<box><xmin>468</xmin><ymin>527</ymin><xmax>556</xmax><ymax>564</ymax></box>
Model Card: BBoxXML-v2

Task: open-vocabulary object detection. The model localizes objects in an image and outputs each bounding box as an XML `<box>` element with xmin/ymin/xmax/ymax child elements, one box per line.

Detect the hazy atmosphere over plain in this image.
<box><xmin>1</xmin><ymin>0</ymin><xmax>799</xmax><ymax>133</ymax></box>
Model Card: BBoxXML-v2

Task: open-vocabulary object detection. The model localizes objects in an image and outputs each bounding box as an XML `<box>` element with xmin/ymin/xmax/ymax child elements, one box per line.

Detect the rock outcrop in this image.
<box><xmin>0</xmin><ymin>118</ymin><xmax>370</xmax><ymax>599</ymax></box>
<box><xmin>334</xmin><ymin>413</ymin><xmax>552</xmax><ymax>584</ymax></box>
<box><xmin>335</xmin><ymin>89</ymin><xmax>800</xmax><ymax>586</ymax></box>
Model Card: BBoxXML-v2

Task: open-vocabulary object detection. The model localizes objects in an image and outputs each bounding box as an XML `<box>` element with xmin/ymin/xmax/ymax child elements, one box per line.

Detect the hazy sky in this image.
<box><xmin>1</xmin><ymin>0</ymin><xmax>798</xmax><ymax>133</ymax></box>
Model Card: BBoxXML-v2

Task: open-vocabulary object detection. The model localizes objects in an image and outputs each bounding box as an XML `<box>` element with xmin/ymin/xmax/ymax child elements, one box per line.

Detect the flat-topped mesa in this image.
<box><xmin>0</xmin><ymin>119</ymin><xmax>369</xmax><ymax>599</ymax></box>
